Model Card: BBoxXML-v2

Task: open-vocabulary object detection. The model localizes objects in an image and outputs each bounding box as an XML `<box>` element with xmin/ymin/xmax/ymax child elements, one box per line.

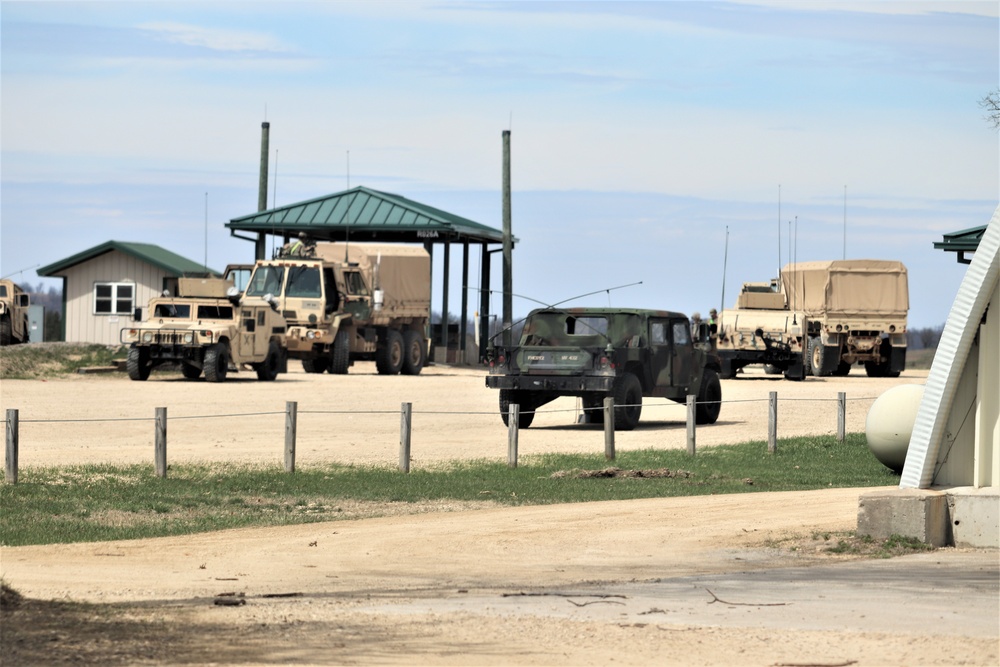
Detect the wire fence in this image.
<box><xmin>3</xmin><ymin>390</ymin><xmax>877</xmax><ymax>484</ymax></box>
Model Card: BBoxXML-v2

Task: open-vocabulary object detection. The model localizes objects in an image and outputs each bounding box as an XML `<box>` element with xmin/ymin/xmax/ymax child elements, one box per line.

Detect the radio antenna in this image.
<box><xmin>720</xmin><ymin>225</ymin><xmax>729</xmax><ymax>318</ymax></box>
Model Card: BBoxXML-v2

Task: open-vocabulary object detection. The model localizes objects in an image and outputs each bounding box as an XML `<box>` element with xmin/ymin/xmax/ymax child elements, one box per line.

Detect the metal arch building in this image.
<box><xmin>225</xmin><ymin>185</ymin><xmax>512</xmax><ymax>362</ymax></box>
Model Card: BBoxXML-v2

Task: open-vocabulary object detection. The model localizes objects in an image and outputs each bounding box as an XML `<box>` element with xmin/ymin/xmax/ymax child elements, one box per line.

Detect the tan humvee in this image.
<box><xmin>120</xmin><ymin>272</ymin><xmax>286</xmax><ymax>382</ymax></box>
<box><xmin>0</xmin><ymin>279</ymin><xmax>31</xmax><ymax>346</ymax></box>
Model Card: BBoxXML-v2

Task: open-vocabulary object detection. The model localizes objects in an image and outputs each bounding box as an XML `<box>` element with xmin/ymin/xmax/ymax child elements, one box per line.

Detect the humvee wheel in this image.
<box><xmin>255</xmin><ymin>341</ymin><xmax>280</xmax><ymax>381</ymax></box>
<box><xmin>0</xmin><ymin>316</ymin><xmax>11</xmax><ymax>346</ymax></box>
<box><xmin>612</xmin><ymin>372</ymin><xmax>642</xmax><ymax>431</ymax></box>
<box><xmin>401</xmin><ymin>329</ymin><xmax>425</xmax><ymax>375</ymax></box>
<box><xmin>376</xmin><ymin>329</ymin><xmax>404</xmax><ymax>375</ymax></box>
<box><xmin>762</xmin><ymin>364</ymin><xmax>781</xmax><ymax>375</ymax></box>
<box><xmin>126</xmin><ymin>346</ymin><xmax>151</xmax><ymax>381</ymax></box>
<box><xmin>329</xmin><ymin>330</ymin><xmax>350</xmax><ymax>375</ymax></box>
<box><xmin>695</xmin><ymin>369</ymin><xmax>722</xmax><ymax>424</ymax></box>
<box><xmin>204</xmin><ymin>343</ymin><xmax>229</xmax><ymax>382</ymax></box>
<box><xmin>499</xmin><ymin>389</ymin><xmax>534</xmax><ymax>428</ymax></box>
<box><xmin>181</xmin><ymin>363</ymin><xmax>202</xmax><ymax>380</ymax></box>
<box><xmin>834</xmin><ymin>360</ymin><xmax>852</xmax><ymax>376</ymax></box>
<box><xmin>581</xmin><ymin>395</ymin><xmax>605</xmax><ymax>425</ymax></box>
<box><xmin>302</xmin><ymin>356</ymin><xmax>330</xmax><ymax>374</ymax></box>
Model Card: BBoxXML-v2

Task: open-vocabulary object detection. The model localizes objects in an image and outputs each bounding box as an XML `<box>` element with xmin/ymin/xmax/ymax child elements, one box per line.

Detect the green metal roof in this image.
<box><xmin>933</xmin><ymin>225</ymin><xmax>987</xmax><ymax>264</ymax></box>
<box><xmin>37</xmin><ymin>241</ymin><xmax>218</xmax><ymax>277</ymax></box>
<box><xmin>226</xmin><ymin>186</ymin><xmax>511</xmax><ymax>244</ymax></box>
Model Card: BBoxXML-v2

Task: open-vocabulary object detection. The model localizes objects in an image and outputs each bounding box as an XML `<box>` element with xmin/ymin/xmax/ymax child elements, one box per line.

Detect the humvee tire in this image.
<box><xmin>376</xmin><ymin>329</ymin><xmax>404</xmax><ymax>375</ymax></box>
<box><xmin>695</xmin><ymin>369</ymin><xmax>722</xmax><ymax>424</ymax></box>
<box><xmin>612</xmin><ymin>372</ymin><xmax>643</xmax><ymax>431</ymax></box>
<box><xmin>204</xmin><ymin>343</ymin><xmax>229</xmax><ymax>383</ymax></box>
<box><xmin>255</xmin><ymin>341</ymin><xmax>281</xmax><ymax>381</ymax></box>
<box><xmin>499</xmin><ymin>389</ymin><xmax>535</xmax><ymax>429</ymax></box>
<box><xmin>0</xmin><ymin>317</ymin><xmax>11</xmax><ymax>346</ymax></box>
<box><xmin>401</xmin><ymin>329</ymin><xmax>425</xmax><ymax>376</ymax></box>
<box><xmin>181</xmin><ymin>363</ymin><xmax>202</xmax><ymax>380</ymax></box>
<box><xmin>127</xmin><ymin>347</ymin><xmax>151</xmax><ymax>381</ymax></box>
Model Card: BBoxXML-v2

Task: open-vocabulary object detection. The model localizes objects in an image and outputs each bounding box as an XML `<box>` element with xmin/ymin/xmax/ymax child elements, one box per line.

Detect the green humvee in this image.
<box><xmin>485</xmin><ymin>308</ymin><xmax>722</xmax><ymax>430</ymax></box>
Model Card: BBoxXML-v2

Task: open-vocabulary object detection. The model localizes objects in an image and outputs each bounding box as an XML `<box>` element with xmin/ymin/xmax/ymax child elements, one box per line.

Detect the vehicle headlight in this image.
<box><xmin>307</xmin><ymin>330</ymin><xmax>316</xmax><ymax>340</ymax></box>
<box><xmin>142</xmin><ymin>332</ymin><xmax>154</xmax><ymax>343</ymax></box>
<box><xmin>184</xmin><ymin>332</ymin><xmax>194</xmax><ymax>344</ymax></box>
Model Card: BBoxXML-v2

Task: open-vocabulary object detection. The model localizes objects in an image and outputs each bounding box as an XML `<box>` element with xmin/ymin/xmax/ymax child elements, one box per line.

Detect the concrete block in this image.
<box><xmin>946</xmin><ymin>486</ymin><xmax>1000</xmax><ymax>548</ymax></box>
<box><xmin>857</xmin><ymin>488</ymin><xmax>950</xmax><ymax>547</ymax></box>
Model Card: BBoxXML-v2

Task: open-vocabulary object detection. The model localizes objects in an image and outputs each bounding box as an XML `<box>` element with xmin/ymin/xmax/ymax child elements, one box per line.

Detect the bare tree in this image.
<box><xmin>980</xmin><ymin>88</ymin><xmax>1000</xmax><ymax>130</ymax></box>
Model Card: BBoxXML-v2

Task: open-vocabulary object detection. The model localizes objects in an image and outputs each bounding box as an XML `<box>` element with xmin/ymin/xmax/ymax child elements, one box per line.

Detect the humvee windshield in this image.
<box><xmin>286</xmin><ymin>266</ymin><xmax>322</xmax><ymax>298</ymax></box>
<box><xmin>154</xmin><ymin>303</ymin><xmax>191</xmax><ymax>318</ymax></box>
<box><xmin>247</xmin><ymin>266</ymin><xmax>285</xmax><ymax>297</ymax></box>
<box><xmin>520</xmin><ymin>312</ymin><xmax>611</xmax><ymax>346</ymax></box>
<box><xmin>197</xmin><ymin>305</ymin><xmax>234</xmax><ymax>319</ymax></box>
<box><xmin>0</xmin><ymin>286</ymin><xmax>7</xmax><ymax>297</ymax></box>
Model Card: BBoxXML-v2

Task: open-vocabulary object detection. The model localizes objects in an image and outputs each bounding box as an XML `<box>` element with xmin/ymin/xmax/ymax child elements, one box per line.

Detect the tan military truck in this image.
<box><xmin>0</xmin><ymin>279</ymin><xmax>31</xmax><ymax>346</ymax></box>
<box><xmin>783</xmin><ymin>260</ymin><xmax>908</xmax><ymax>377</ymax></box>
<box><xmin>120</xmin><ymin>274</ymin><xmax>286</xmax><ymax>382</ymax></box>
<box><xmin>244</xmin><ymin>242</ymin><xmax>430</xmax><ymax>375</ymax></box>
<box><xmin>716</xmin><ymin>279</ymin><xmax>809</xmax><ymax>380</ymax></box>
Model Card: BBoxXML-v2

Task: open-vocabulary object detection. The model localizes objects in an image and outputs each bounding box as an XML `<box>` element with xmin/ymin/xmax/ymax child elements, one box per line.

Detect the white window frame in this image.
<box><xmin>93</xmin><ymin>282</ymin><xmax>135</xmax><ymax>315</ymax></box>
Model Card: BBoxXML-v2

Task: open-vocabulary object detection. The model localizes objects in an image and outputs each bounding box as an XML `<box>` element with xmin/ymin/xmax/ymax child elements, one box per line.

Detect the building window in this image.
<box><xmin>94</xmin><ymin>282</ymin><xmax>134</xmax><ymax>315</ymax></box>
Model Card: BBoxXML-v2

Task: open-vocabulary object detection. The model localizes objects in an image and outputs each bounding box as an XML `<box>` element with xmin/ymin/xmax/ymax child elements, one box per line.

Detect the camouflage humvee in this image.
<box><xmin>485</xmin><ymin>308</ymin><xmax>722</xmax><ymax>430</ymax></box>
<box><xmin>0</xmin><ymin>279</ymin><xmax>30</xmax><ymax>346</ymax></box>
<box><xmin>120</xmin><ymin>275</ymin><xmax>286</xmax><ymax>382</ymax></box>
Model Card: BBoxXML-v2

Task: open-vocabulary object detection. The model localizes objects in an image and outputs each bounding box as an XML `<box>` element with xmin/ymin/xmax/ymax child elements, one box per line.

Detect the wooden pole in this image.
<box><xmin>285</xmin><ymin>401</ymin><xmax>297</xmax><ymax>473</ymax></box>
<box><xmin>399</xmin><ymin>402</ymin><xmax>412</xmax><ymax>473</ymax></box>
<box><xmin>837</xmin><ymin>392</ymin><xmax>846</xmax><ymax>442</ymax></box>
<box><xmin>507</xmin><ymin>403</ymin><xmax>519</xmax><ymax>468</ymax></box>
<box><xmin>155</xmin><ymin>407</ymin><xmax>167</xmax><ymax>478</ymax></box>
<box><xmin>603</xmin><ymin>397</ymin><xmax>615</xmax><ymax>460</ymax></box>
<box><xmin>768</xmin><ymin>391</ymin><xmax>778</xmax><ymax>454</ymax></box>
<box><xmin>5</xmin><ymin>409</ymin><xmax>18</xmax><ymax>484</ymax></box>
<box><xmin>686</xmin><ymin>395</ymin><xmax>696</xmax><ymax>455</ymax></box>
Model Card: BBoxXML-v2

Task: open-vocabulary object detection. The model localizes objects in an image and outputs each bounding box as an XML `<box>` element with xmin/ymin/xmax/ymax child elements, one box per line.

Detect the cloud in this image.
<box><xmin>136</xmin><ymin>21</ymin><xmax>292</xmax><ymax>54</ymax></box>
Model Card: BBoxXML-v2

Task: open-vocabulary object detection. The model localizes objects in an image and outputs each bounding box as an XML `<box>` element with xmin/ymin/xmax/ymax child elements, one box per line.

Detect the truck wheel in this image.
<box><xmin>612</xmin><ymin>372</ymin><xmax>642</xmax><ymax>431</ymax></box>
<box><xmin>376</xmin><ymin>329</ymin><xmax>404</xmax><ymax>375</ymax></box>
<box><xmin>127</xmin><ymin>346</ymin><xmax>151</xmax><ymax>381</ymax></box>
<box><xmin>302</xmin><ymin>356</ymin><xmax>330</xmax><ymax>374</ymax></box>
<box><xmin>255</xmin><ymin>341</ymin><xmax>280</xmax><ymax>381</ymax></box>
<box><xmin>204</xmin><ymin>343</ymin><xmax>229</xmax><ymax>382</ymax></box>
<box><xmin>181</xmin><ymin>363</ymin><xmax>202</xmax><ymax>380</ymax></box>
<box><xmin>834</xmin><ymin>360</ymin><xmax>851</xmax><ymax>376</ymax></box>
<box><xmin>695</xmin><ymin>369</ymin><xmax>722</xmax><ymax>424</ymax></box>
<box><xmin>581</xmin><ymin>395</ymin><xmax>605</xmax><ymax>425</ymax></box>
<box><xmin>329</xmin><ymin>330</ymin><xmax>350</xmax><ymax>375</ymax></box>
<box><xmin>762</xmin><ymin>364</ymin><xmax>781</xmax><ymax>375</ymax></box>
<box><xmin>499</xmin><ymin>389</ymin><xmax>534</xmax><ymax>428</ymax></box>
<box><xmin>401</xmin><ymin>329</ymin><xmax>425</xmax><ymax>375</ymax></box>
<box><xmin>0</xmin><ymin>316</ymin><xmax>11</xmax><ymax>346</ymax></box>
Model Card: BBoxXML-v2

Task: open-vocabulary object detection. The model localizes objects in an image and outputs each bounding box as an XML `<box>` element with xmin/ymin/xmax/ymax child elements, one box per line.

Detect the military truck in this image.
<box><xmin>716</xmin><ymin>279</ymin><xmax>809</xmax><ymax>380</ymax></box>
<box><xmin>244</xmin><ymin>242</ymin><xmax>431</xmax><ymax>375</ymax></box>
<box><xmin>783</xmin><ymin>260</ymin><xmax>908</xmax><ymax>377</ymax></box>
<box><xmin>120</xmin><ymin>274</ymin><xmax>286</xmax><ymax>382</ymax></box>
<box><xmin>0</xmin><ymin>279</ymin><xmax>31</xmax><ymax>346</ymax></box>
<box><xmin>485</xmin><ymin>308</ymin><xmax>722</xmax><ymax>430</ymax></box>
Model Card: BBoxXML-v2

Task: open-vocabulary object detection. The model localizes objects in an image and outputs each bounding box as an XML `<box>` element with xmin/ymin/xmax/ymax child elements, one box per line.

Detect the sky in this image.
<box><xmin>1</xmin><ymin>0</ymin><xmax>998</xmax><ymax>330</ymax></box>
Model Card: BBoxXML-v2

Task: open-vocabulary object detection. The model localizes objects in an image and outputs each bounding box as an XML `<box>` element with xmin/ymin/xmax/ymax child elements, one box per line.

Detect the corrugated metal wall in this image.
<box><xmin>57</xmin><ymin>250</ymin><xmax>171</xmax><ymax>345</ymax></box>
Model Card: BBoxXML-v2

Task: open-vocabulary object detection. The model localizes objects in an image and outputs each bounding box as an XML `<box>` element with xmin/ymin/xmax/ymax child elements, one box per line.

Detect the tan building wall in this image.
<box><xmin>54</xmin><ymin>250</ymin><xmax>173</xmax><ymax>345</ymax></box>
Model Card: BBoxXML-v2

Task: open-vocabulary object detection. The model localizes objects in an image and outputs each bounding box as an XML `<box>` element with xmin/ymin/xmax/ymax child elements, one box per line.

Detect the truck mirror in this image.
<box><xmin>133</xmin><ymin>307</ymin><xmax>142</xmax><ymax>322</ymax></box>
<box><xmin>17</xmin><ymin>294</ymin><xmax>30</xmax><ymax>307</ymax></box>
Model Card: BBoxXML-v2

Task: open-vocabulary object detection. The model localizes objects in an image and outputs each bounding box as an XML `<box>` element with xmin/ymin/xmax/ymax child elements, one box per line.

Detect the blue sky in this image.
<box><xmin>2</xmin><ymin>1</ymin><xmax>997</xmax><ymax>329</ymax></box>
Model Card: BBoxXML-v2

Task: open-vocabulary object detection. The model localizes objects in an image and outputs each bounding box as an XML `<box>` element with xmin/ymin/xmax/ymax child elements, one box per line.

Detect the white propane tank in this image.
<box><xmin>865</xmin><ymin>384</ymin><xmax>924</xmax><ymax>473</ymax></box>
<box><xmin>373</xmin><ymin>289</ymin><xmax>384</xmax><ymax>311</ymax></box>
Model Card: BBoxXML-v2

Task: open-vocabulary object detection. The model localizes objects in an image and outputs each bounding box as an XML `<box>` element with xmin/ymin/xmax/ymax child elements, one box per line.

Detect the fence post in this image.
<box><xmin>603</xmin><ymin>397</ymin><xmax>615</xmax><ymax>460</ymax></box>
<box><xmin>837</xmin><ymin>392</ymin><xmax>846</xmax><ymax>442</ymax></box>
<box><xmin>686</xmin><ymin>395</ymin><xmax>696</xmax><ymax>456</ymax></box>
<box><xmin>399</xmin><ymin>402</ymin><xmax>412</xmax><ymax>473</ymax></box>
<box><xmin>285</xmin><ymin>401</ymin><xmax>297</xmax><ymax>473</ymax></box>
<box><xmin>5</xmin><ymin>409</ymin><xmax>18</xmax><ymax>484</ymax></box>
<box><xmin>768</xmin><ymin>391</ymin><xmax>777</xmax><ymax>454</ymax></box>
<box><xmin>507</xmin><ymin>403</ymin><xmax>519</xmax><ymax>468</ymax></box>
<box><xmin>155</xmin><ymin>407</ymin><xmax>167</xmax><ymax>478</ymax></box>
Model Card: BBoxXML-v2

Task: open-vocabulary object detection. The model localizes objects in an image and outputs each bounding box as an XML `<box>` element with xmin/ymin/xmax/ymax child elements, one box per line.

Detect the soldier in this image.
<box><xmin>690</xmin><ymin>311</ymin><xmax>702</xmax><ymax>338</ymax></box>
<box><xmin>708</xmin><ymin>308</ymin><xmax>718</xmax><ymax>335</ymax></box>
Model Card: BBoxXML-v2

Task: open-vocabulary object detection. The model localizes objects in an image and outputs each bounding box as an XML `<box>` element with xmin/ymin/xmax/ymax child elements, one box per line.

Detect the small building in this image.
<box><xmin>37</xmin><ymin>241</ymin><xmax>215</xmax><ymax>345</ymax></box>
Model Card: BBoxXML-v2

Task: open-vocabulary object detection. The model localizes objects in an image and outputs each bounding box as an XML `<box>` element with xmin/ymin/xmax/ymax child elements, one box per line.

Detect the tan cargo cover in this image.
<box><xmin>314</xmin><ymin>243</ymin><xmax>430</xmax><ymax>316</ymax></box>
<box><xmin>781</xmin><ymin>260</ymin><xmax>909</xmax><ymax>318</ymax></box>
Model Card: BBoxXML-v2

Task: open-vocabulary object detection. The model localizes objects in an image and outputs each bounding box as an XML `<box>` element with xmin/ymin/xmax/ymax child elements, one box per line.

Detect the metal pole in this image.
<box><xmin>768</xmin><ymin>391</ymin><xmax>778</xmax><ymax>454</ymax></box>
<box><xmin>5</xmin><ymin>409</ymin><xmax>18</xmax><ymax>484</ymax></box>
<box><xmin>155</xmin><ymin>407</ymin><xmax>167</xmax><ymax>478</ymax></box>
<box><xmin>285</xmin><ymin>401</ymin><xmax>297</xmax><ymax>473</ymax></box>
<box><xmin>400</xmin><ymin>402</ymin><xmax>412</xmax><ymax>473</ymax></box>
<box><xmin>502</xmin><ymin>130</ymin><xmax>513</xmax><ymax>348</ymax></box>
<box><xmin>603</xmin><ymin>397</ymin><xmax>615</xmax><ymax>460</ymax></box>
<box><xmin>686</xmin><ymin>395</ymin><xmax>696</xmax><ymax>455</ymax></box>
<box><xmin>507</xmin><ymin>403</ymin><xmax>519</xmax><ymax>468</ymax></box>
<box><xmin>837</xmin><ymin>392</ymin><xmax>846</xmax><ymax>442</ymax></box>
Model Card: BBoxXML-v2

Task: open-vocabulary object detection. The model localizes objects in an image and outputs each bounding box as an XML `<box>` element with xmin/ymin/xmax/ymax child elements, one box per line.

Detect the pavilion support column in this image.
<box><xmin>479</xmin><ymin>244</ymin><xmax>491</xmax><ymax>361</ymax></box>
<box><xmin>460</xmin><ymin>242</ymin><xmax>469</xmax><ymax>362</ymax></box>
<box><xmin>441</xmin><ymin>243</ymin><xmax>450</xmax><ymax>363</ymax></box>
<box><xmin>424</xmin><ymin>242</ymin><xmax>434</xmax><ymax>356</ymax></box>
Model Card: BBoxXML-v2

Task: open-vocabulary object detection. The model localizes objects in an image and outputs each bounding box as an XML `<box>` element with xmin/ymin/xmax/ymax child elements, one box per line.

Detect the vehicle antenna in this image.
<box><xmin>720</xmin><ymin>225</ymin><xmax>729</xmax><ymax>323</ymax></box>
<box><xmin>777</xmin><ymin>184</ymin><xmax>782</xmax><ymax>279</ymax></box>
<box><xmin>1</xmin><ymin>264</ymin><xmax>40</xmax><ymax>280</ymax></box>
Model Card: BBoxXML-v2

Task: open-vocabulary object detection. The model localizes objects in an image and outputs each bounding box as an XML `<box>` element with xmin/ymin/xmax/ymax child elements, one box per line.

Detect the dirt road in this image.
<box><xmin>3</xmin><ymin>364</ymin><xmax>998</xmax><ymax>666</ymax></box>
